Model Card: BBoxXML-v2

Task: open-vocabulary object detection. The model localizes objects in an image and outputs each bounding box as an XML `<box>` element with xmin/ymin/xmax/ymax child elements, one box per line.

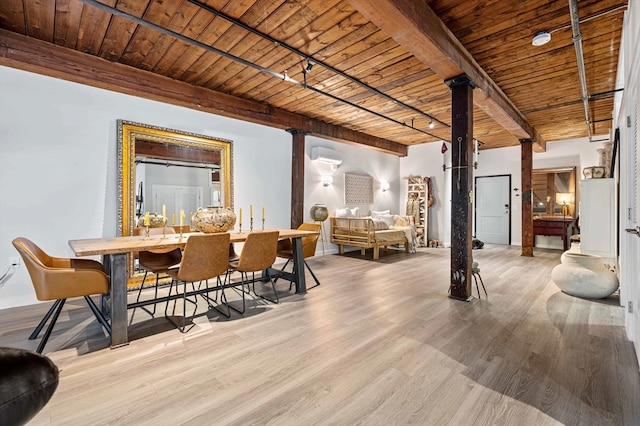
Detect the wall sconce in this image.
<box><xmin>321</xmin><ymin>175</ymin><xmax>333</xmax><ymax>187</ymax></box>
<box><xmin>381</xmin><ymin>181</ymin><xmax>390</xmax><ymax>192</ymax></box>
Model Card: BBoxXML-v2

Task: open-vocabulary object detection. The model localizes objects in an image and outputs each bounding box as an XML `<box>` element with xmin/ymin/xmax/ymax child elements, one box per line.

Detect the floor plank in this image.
<box><xmin>1</xmin><ymin>244</ymin><xmax>638</xmax><ymax>425</ymax></box>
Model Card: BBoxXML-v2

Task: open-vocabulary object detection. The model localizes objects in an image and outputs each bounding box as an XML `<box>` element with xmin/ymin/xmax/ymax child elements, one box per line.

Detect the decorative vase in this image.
<box><xmin>310</xmin><ymin>204</ymin><xmax>329</xmax><ymax>222</ymax></box>
<box><xmin>551</xmin><ymin>252</ymin><xmax>618</xmax><ymax>299</ymax></box>
<box><xmin>583</xmin><ymin>166</ymin><xmax>607</xmax><ymax>179</ymax></box>
<box><xmin>192</xmin><ymin>206</ymin><xmax>236</xmax><ymax>233</ymax></box>
<box><xmin>136</xmin><ymin>213</ymin><xmax>167</xmax><ymax>228</ymax></box>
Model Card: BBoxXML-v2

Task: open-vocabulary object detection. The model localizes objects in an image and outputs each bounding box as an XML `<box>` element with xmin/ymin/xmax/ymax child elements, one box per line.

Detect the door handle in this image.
<box><xmin>504</xmin><ymin>204</ymin><xmax>509</xmax><ymax>213</ymax></box>
<box><xmin>625</xmin><ymin>227</ymin><xmax>640</xmax><ymax>237</ymax></box>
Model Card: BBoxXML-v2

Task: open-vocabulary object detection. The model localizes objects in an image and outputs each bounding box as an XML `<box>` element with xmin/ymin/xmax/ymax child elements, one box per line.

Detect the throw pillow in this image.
<box><xmin>370</xmin><ymin>209</ymin><xmax>390</xmax><ymax>217</ymax></box>
<box><xmin>371</xmin><ymin>218</ymin><xmax>389</xmax><ymax>230</ymax></box>
<box><xmin>376</xmin><ymin>214</ymin><xmax>395</xmax><ymax>227</ymax></box>
<box><xmin>335</xmin><ymin>207</ymin><xmax>359</xmax><ymax>217</ymax></box>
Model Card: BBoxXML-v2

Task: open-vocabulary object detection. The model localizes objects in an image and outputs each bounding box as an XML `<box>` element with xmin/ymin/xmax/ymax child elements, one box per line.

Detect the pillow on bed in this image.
<box><xmin>370</xmin><ymin>209</ymin><xmax>390</xmax><ymax>217</ymax></box>
<box><xmin>375</xmin><ymin>214</ymin><xmax>395</xmax><ymax>228</ymax></box>
<box><xmin>335</xmin><ymin>207</ymin><xmax>359</xmax><ymax>217</ymax></box>
<box><xmin>371</xmin><ymin>218</ymin><xmax>389</xmax><ymax>230</ymax></box>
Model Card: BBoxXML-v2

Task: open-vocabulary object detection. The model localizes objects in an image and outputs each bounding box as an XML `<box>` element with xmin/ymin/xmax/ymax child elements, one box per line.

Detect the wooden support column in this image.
<box><xmin>446</xmin><ymin>74</ymin><xmax>475</xmax><ymax>301</ymax></box>
<box><xmin>520</xmin><ymin>138</ymin><xmax>534</xmax><ymax>256</ymax></box>
<box><xmin>287</xmin><ymin>129</ymin><xmax>306</xmax><ymax>229</ymax></box>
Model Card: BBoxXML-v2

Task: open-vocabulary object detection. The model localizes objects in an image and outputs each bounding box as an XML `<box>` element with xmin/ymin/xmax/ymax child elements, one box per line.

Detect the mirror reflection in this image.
<box><xmin>532</xmin><ymin>167</ymin><xmax>576</xmax><ymax>217</ymax></box>
<box><xmin>117</xmin><ymin>120</ymin><xmax>233</xmax><ymax>286</ymax></box>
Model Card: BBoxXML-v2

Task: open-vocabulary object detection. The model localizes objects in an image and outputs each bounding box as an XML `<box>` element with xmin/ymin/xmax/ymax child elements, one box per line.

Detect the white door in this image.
<box><xmin>152</xmin><ymin>184</ymin><xmax>203</xmax><ymax>226</ymax></box>
<box><xmin>621</xmin><ymin>73</ymin><xmax>640</xmax><ymax>354</ymax></box>
<box><xmin>475</xmin><ymin>175</ymin><xmax>511</xmax><ymax>244</ymax></box>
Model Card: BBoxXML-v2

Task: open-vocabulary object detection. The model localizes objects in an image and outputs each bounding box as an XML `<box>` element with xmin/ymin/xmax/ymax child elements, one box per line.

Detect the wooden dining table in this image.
<box><xmin>68</xmin><ymin>229</ymin><xmax>317</xmax><ymax>348</ymax></box>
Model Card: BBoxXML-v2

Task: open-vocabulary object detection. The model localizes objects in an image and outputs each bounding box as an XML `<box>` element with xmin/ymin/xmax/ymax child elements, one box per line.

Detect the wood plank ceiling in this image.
<box><xmin>0</xmin><ymin>0</ymin><xmax>627</xmax><ymax>155</ymax></box>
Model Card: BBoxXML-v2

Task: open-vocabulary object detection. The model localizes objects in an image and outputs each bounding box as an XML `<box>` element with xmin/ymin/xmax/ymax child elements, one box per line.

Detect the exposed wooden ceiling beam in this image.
<box><xmin>347</xmin><ymin>0</ymin><xmax>546</xmax><ymax>152</ymax></box>
<box><xmin>0</xmin><ymin>30</ymin><xmax>407</xmax><ymax>157</ymax></box>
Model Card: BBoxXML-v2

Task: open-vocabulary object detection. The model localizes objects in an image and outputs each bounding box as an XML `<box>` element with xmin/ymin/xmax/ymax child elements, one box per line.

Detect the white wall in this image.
<box><xmin>0</xmin><ymin>66</ymin><xmax>402</xmax><ymax>308</ymax></box>
<box><xmin>0</xmin><ymin>66</ymin><xmax>294</xmax><ymax>308</ymax></box>
<box><xmin>304</xmin><ymin>137</ymin><xmax>400</xmax><ymax>254</ymax></box>
<box><xmin>399</xmin><ymin>142</ymin><xmax>450</xmax><ymax>244</ymax></box>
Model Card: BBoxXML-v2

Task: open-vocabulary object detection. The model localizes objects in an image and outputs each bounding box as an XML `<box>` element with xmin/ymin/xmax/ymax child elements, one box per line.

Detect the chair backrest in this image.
<box><xmin>12</xmin><ymin>237</ymin><xmax>109</xmax><ymax>301</ymax></box>
<box><xmin>177</xmin><ymin>233</ymin><xmax>230</xmax><ymax>282</ymax></box>
<box><xmin>298</xmin><ymin>223</ymin><xmax>321</xmax><ymax>258</ymax></box>
<box><xmin>237</xmin><ymin>231</ymin><xmax>280</xmax><ymax>273</ymax></box>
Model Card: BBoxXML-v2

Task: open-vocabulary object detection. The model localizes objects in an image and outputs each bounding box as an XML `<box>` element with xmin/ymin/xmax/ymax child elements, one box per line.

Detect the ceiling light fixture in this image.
<box><xmin>429</xmin><ymin>118</ymin><xmax>435</xmax><ymax>129</ymax></box>
<box><xmin>305</xmin><ymin>59</ymin><xmax>314</xmax><ymax>73</ymax></box>
<box><xmin>532</xmin><ymin>31</ymin><xmax>551</xmax><ymax>46</ymax></box>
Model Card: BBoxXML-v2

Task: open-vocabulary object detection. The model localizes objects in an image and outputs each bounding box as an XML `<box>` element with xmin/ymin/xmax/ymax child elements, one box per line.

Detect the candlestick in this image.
<box><xmin>261</xmin><ymin>218</ymin><xmax>265</xmax><ymax>231</ymax></box>
<box><xmin>161</xmin><ymin>205</ymin><xmax>167</xmax><ymax>238</ymax></box>
<box><xmin>250</xmin><ymin>217</ymin><xmax>254</xmax><ymax>231</ymax></box>
<box><xmin>144</xmin><ymin>225</ymin><xmax>150</xmax><ymax>240</ymax></box>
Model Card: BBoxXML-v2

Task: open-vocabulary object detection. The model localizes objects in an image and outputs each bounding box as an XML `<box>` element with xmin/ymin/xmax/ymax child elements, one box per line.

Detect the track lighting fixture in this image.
<box><xmin>429</xmin><ymin>118</ymin><xmax>435</xmax><ymax>129</ymax></box>
<box><xmin>305</xmin><ymin>59</ymin><xmax>314</xmax><ymax>73</ymax></box>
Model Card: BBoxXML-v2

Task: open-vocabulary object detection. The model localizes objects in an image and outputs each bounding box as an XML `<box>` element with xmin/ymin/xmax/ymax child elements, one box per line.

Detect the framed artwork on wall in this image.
<box><xmin>344</xmin><ymin>173</ymin><xmax>373</xmax><ymax>204</ymax></box>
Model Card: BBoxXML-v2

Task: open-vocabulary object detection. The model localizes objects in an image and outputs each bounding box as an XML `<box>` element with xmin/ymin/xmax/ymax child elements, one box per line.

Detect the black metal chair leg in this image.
<box><xmin>203</xmin><ymin>275</ymin><xmax>232</xmax><ymax>318</ymax></box>
<box><xmin>36</xmin><ymin>299</ymin><xmax>66</xmax><ymax>354</ymax></box>
<box><xmin>30</xmin><ymin>299</ymin><xmax>63</xmax><ymax>340</ymax></box>
<box><xmin>473</xmin><ymin>274</ymin><xmax>481</xmax><ymax>299</ymax></box>
<box><xmin>165</xmin><ymin>279</ymin><xmax>198</xmax><ymax>333</ymax></box>
<box><xmin>84</xmin><ymin>296</ymin><xmax>111</xmax><ymax>335</ymax></box>
<box><xmin>252</xmin><ymin>273</ymin><xmax>279</xmax><ymax>304</ymax></box>
<box><xmin>225</xmin><ymin>272</ymin><xmax>247</xmax><ymax>315</ymax></box>
<box><xmin>477</xmin><ymin>273</ymin><xmax>487</xmax><ymax>297</ymax></box>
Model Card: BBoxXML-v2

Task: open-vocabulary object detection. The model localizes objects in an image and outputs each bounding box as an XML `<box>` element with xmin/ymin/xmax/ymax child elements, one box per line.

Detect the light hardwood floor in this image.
<box><xmin>1</xmin><ymin>245</ymin><xmax>638</xmax><ymax>425</ymax></box>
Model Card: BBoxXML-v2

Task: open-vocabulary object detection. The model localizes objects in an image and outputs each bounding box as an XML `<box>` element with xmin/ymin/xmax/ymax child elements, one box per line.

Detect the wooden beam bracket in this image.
<box><xmin>444</xmin><ymin>74</ymin><xmax>477</xmax><ymax>89</ymax></box>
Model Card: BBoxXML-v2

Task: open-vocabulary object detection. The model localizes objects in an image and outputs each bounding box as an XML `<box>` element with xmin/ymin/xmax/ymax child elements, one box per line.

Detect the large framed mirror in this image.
<box><xmin>117</xmin><ymin>120</ymin><xmax>233</xmax><ymax>286</ymax></box>
<box><xmin>532</xmin><ymin>167</ymin><xmax>576</xmax><ymax>218</ymax></box>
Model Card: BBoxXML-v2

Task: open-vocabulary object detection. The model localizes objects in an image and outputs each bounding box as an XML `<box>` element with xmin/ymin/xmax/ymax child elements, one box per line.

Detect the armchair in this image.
<box><xmin>12</xmin><ymin>237</ymin><xmax>111</xmax><ymax>354</ymax></box>
<box><xmin>276</xmin><ymin>223</ymin><xmax>321</xmax><ymax>289</ymax></box>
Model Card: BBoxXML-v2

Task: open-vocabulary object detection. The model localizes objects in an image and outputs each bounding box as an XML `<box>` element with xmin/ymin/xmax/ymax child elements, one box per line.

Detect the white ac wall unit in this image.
<box><xmin>311</xmin><ymin>147</ymin><xmax>343</xmax><ymax>167</ymax></box>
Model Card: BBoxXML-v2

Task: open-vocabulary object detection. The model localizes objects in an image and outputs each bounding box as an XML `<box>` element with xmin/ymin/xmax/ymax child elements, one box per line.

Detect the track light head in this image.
<box><xmin>428</xmin><ymin>118</ymin><xmax>435</xmax><ymax>129</ymax></box>
<box><xmin>305</xmin><ymin>60</ymin><xmax>314</xmax><ymax>73</ymax></box>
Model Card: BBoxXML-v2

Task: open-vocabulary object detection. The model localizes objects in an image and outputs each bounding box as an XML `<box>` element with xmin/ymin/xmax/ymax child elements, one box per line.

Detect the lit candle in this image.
<box><xmin>180</xmin><ymin>209</ymin><xmax>185</xmax><ymax>227</ymax></box>
<box><xmin>262</xmin><ymin>206</ymin><xmax>265</xmax><ymax>220</ymax></box>
<box><xmin>239</xmin><ymin>208</ymin><xmax>243</xmax><ymax>226</ymax></box>
<box><xmin>250</xmin><ymin>204</ymin><xmax>253</xmax><ymax>219</ymax></box>
<box><xmin>172</xmin><ymin>213</ymin><xmax>175</xmax><ymax>225</ymax></box>
<box><xmin>144</xmin><ymin>212</ymin><xmax>150</xmax><ymax>226</ymax></box>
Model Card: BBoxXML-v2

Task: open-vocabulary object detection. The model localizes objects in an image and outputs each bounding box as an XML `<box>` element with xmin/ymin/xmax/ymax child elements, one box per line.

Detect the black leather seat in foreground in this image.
<box><xmin>0</xmin><ymin>347</ymin><xmax>59</xmax><ymax>426</ymax></box>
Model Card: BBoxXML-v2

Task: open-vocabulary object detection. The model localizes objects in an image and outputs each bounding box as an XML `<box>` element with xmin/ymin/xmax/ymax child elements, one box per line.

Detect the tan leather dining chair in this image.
<box><xmin>132</xmin><ymin>227</ymin><xmax>182</xmax><ymax>318</ymax></box>
<box><xmin>164</xmin><ymin>232</ymin><xmax>230</xmax><ymax>332</ymax></box>
<box><xmin>276</xmin><ymin>223</ymin><xmax>321</xmax><ymax>289</ymax></box>
<box><xmin>12</xmin><ymin>237</ymin><xmax>111</xmax><ymax>354</ymax></box>
<box><xmin>226</xmin><ymin>231</ymin><xmax>280</xmax><ymax>315</ymax></box>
